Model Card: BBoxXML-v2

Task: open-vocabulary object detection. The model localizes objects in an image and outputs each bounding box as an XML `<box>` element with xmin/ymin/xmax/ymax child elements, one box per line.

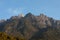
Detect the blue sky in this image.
<box><xmin>0</xmin><ymin>0</ymin><xmax>60</xmax><ymax>20</ymax></box>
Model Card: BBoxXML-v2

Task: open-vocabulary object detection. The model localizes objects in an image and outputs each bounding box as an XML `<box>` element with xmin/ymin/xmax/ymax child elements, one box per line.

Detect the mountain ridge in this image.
<box><xmin>0</xmin><ymin>13</ymin><xmax>60</xmax><ymax>40</ymax></box>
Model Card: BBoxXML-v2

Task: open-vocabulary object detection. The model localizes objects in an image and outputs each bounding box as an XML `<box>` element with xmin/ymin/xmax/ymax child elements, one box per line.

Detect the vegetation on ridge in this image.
<box><xmin>0</xmin><ymin>32</ymin><xmax>25</xmax><ymax>40</ymax></box>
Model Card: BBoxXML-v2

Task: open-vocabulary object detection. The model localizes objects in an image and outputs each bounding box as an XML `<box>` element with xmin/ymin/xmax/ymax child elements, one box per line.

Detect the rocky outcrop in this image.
<box><xmin>0</xmin><ymin>13</ymin><xmax>60</xmax><ymax>40</ymax></box>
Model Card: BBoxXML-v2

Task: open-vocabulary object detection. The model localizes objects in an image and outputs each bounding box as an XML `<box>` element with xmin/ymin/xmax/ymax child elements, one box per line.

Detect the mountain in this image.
<box><xmin>0</xmin><ymin>13</ymin><xmax>60</xmax><ymax>40</ymax></box>
<box><xmin>0</xmin><ymin>32</ymin><xmax>25</xmax><ymax>40</ymax></box>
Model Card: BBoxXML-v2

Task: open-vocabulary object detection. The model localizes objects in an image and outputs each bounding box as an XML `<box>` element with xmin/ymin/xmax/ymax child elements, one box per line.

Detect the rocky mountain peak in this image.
<box><xmin>0</xmin><ymin>19</ymin><xmax>5</xmax><ymax>23</ymax></box>
<box><xmin>0</xmin><ymin>13</ymin><xmax>60</xmax><ymax>40</ymax></box>
<box><xmin>25</xmin><ymin>13</ymin><xmax>34</xmax><ymax>17</ymax></box>
<box><xmin>40</xmin><ymin>13</ymin><xmax>47</xmax><ymax>18</ymax></box>
<box><xmin>18</xmin><ymin>13</ymin><xmax>24</xmax><ymax>18</ymax></box>
<box><xmin>10</xmin><ymin>14</ymin><xmax>24</xmax><ymax>20</ymax></box>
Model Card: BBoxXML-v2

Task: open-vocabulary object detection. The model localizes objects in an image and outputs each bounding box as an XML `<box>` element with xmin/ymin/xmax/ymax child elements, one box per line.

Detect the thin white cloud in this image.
<box><xmin>7</xmin><ymin>8</ymin><xmax>25</xmax><ymax>15</ymax></box>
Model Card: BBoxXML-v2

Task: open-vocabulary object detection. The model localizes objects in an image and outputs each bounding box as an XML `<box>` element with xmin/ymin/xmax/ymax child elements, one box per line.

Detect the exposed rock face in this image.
<box><xmin>18</xmin><ymin>13</ymin><xmax>24</xmax><ymax>18</ymax></box>
<box><xmin>0</xmin><ymin>13</ymin><xmax>60</xmax><ymax>40</ymax></box>
<box><xmin>0</xmin><ymin>19</ymin><xmax>5</xmax><ymax>23</ymax></box>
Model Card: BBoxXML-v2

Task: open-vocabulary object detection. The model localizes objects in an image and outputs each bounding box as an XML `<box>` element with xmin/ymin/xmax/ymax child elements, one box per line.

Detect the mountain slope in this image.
<box><xmin>0</xmin><ymin>13</ymin><xmax>60</xmax><ymax>40</ymax></box>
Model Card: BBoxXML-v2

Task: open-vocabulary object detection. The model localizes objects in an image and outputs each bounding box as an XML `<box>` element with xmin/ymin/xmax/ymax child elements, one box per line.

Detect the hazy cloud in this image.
<box><xmin>7</xmin><ymin>8</ymin><xmax>25</xmax><ymax>15</ymax></box>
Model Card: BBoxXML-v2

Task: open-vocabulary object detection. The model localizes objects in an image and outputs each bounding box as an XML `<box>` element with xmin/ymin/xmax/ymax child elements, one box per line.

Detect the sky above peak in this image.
<box><xmin>0</xmin><ymin>0</ymin><xmax>60</xmax><ymax>20</ymax></box>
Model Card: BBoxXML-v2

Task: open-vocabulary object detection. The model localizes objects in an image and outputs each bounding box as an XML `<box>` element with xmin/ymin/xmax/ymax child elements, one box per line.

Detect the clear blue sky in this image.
<box><xmin>0</xmin><ymin>0</ymin><xmax>60</xmax><ymax>20</ymax></box>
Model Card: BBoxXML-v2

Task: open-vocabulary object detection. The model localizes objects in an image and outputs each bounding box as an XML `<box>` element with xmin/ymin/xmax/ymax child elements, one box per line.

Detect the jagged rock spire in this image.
<box><xmin>25</xmin><ymin>12</ymin><xmax>33</xmax><ymax>17</ymax></box>
<box><xmin>40</xmin><ymin>13</ymin><xmax>46</xmax><ymax>17</ymax></box>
